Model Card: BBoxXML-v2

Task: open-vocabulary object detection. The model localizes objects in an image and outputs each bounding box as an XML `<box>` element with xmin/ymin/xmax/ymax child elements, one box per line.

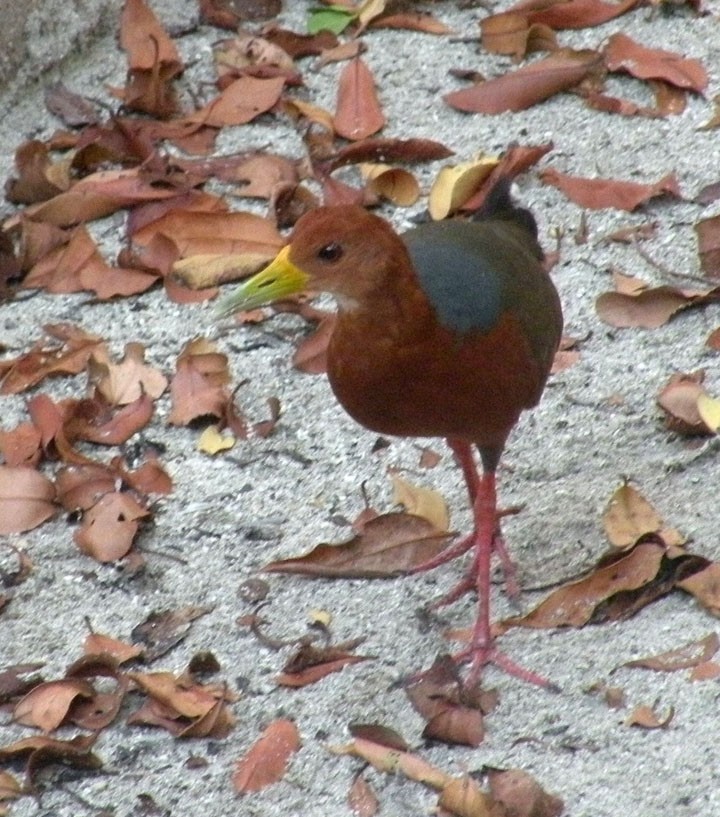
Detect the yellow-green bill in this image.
<box><xmin>214</xmin><ymin>245</ymin><xmax>308</xmax><ymax>318</ymax></box>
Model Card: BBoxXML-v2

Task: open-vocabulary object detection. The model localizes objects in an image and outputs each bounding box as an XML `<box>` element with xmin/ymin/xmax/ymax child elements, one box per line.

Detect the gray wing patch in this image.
<box><xmin>402</xmin><ymin>223</ymin><xmax>504</xmax><ymax>334</ymax></box>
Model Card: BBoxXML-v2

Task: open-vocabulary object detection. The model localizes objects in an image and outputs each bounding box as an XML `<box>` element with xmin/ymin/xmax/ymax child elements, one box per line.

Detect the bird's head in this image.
<box><xmin>215</xmin><ymin>205</ymin><xmax>404</xmax><ymax>317</ymax></box>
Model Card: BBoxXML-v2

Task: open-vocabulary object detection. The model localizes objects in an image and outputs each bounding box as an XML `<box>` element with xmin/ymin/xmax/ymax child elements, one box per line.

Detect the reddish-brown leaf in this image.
<box><xmin>232</xmin><ymin>719</ymin><xmax>301</xmax><ymax>793</ymax></box>
<box><xmin>74</xmin><ymin>492</ymin><xmax>150</xmax><ymax>562</ymax></box>
<box><xmin>0</xmin><ymin>466</ymin><xmax>56</xmax><ymax>534</ymax></box>
<box><xmin>604</xmin><ymin>32</ymin><xmax>708</xmax><ymax>93</ymax></box>
<box><xmin>348</xmin><ymin>772</ymin><xmax>379</xmax><ymax>817</ymax></box>
<box><xmin>626</xmin><ymin>703</ymin><xmax>674</xmax><ymax>729</ymax></box>
<box><xmin>292</xmin><ymin>313</ymin><xmax>335</xmax><ymax>374</ymax></box>
<box><xmin>277</xmin><ymin>640</ymin><xmax>370</xmax><ymax>688</ymax></box>
<box><xmin>595</xmin><ymin>284</ymin><xmax>715</xmax><ymax>329</ymax></box>
<box><xmin>13</xmin><ymin>679</ymin><xmax>95</xmax><ymax>733</ymax></box>
<box><xmin>499</xmin><ymin>540</ymin><xmax>667</xmax><ymax>631</ymax></box>
<box><xmin>487</xmin><ymin>768</ymin><xmax>564</xmax><ymax>817</ymax></box>
<box><xmin>444</xmin><ymin>48</ymin><xmax>602</xmax><ymax>114</ymax></box>
<box><xmin>263</xmin><ymin>512</ymin><xmax>454</xmax><ymax>578</ymax></box>
<box><xmin>118</xmin><ymin>0</ymin><xmax>183</xmax><ymax>117</ymax></box>
<box><xmin>624</xmin><ymin>632</ymin><xmax>720</xmax><ymax>672</ymax></box>
<box><xmin>519</xmin><ymin>0</ymin><xmax>642</xmax><ymax>29</ymax></box>
<box><xmin>370</xmin><ymin>12</ymin><xmax>452</xmax><ymax>34</ymax></box>
<box><xmin>657</xmin><ymin>371</ymin><xmax>715</xmax><ymax>436</ymax></box>
<box><xmin>541</xmin><ymin>168</ymin><xmax>682</xmax><ymax>210</ymax></box>
<box><xmin>188</xmin><ymin>76</ymin><xmax>285</xmax><ymax>128</ymax></box>
<box><xmin>480</xmin><ymin>12</ymin><xmax>556</xmax><ymax>60</ymax></box>
<box><xmin>695</xmin><ymin>214</ymin><xmax>720</xmax><ymax>279</ymax></box>
<box><xmin>168</xmin><ymin>339</ymin><xmax>232</xmax><ymax>426</ymax></box>
<box><xmin>0</xmin><ymin>324</ymin><xmax>103</xmax><ymax>395</ymax></box>
<box><xmin>333</xmin><ymin>58</ymin><xmax>386</xmax><ymax>141</ymax></box>
<box><xmin>0</xmin><ymin>422</ymin><xmax>43</xmax><ymax>467</ymax></box>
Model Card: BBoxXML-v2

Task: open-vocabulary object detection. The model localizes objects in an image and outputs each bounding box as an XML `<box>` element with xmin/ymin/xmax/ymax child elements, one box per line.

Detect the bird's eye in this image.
<box><xmin>317</xmin><ymin>242</ymin><xmax>343</xmax><ymax>262</ymax></box>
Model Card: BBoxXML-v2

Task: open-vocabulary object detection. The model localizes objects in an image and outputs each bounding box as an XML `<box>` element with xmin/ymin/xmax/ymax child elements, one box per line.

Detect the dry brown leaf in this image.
<box><xmin>695</xmin><ymin>213</ymin><xmax>720</xmax><ymax>279</ymax></box>
<box><xmin>428</xmin><ymin>156</ymin><xmax>498</xmax><ymax>220</ymax></box>
<box><xmin>689</xmin><ymin>661</ymin><xmax>720</xmax><ymax>681</ymax></box>
<box><xmin>167</xmin><ymin>338</ymin><xmax>232</xmax><ymax>426</ymax></box>
<box><xmin>263</xmin><ymin>512</ymin><xmax>454</xmax><ymax>578</ymax></box>
<box><xmin>329</xmin><ymin>736</ymin><xmax>452</xmax><ymax>791</ymax></box>
<box><xmin>444</xmin><ymin>48</ymin><xmax>602</xmax><ymax>114</ymax></box>
<box><xmin>74</xmin><ymin>492</ymin><xmax>150</xmax><ymax>562</ymax></box>
<box><xmin>624</xmin><ymin>632</ymin><xmax>720</xmax><ymax>672</ymax></box>
<box><xmin>276</xmin><ymin>640</ymin><xmax>370</xmax><ymax>687</ymax></box>
<box><xmin>438</xmin><ymin>775</ymin><xmax>495</xmax><ymax>817</ymax></box>
<box><xmin>0</xmin><ymin>466</ymin><xmax>56</xmax><ymax>534</ymax></box>
<box><xmin>604</xmin><ymin>32</ymin><xmax>708</xmax><ymax>93</ymax></box>
<box><xmin>390</xmin><ymin>473</ymin><xmax>449</xmax><ymax>532</ymax></box>
<box><xmin>370</xmin><ymin>11</ymin><xmax>452</xmax><ymax>35</ymax></box>
<box><xmin>487</xmin><ymin>767</ymin><xmax>564</xmax><ymax>817</ymax></box>
<box><xmin>602</xmin><ymin>481</ymin><xmax>664</xmax><ymax>548</ymax></box>
<box><xmin>189</xmin><ymin>75</ymin><xmax>285</xmax><ymax>128</ymax></box>
<box><xmin>118</xmin><ymin>0</ymin><xmax>183</xmax><ymax>116</ymax></box>
<box><xmin>232</xmin><ymin>719</ymin><xmax>301</xmax><ymax>793</ymax></box>
<box><xmin>657</xmin><ymin>371</ymin><xmax>716</xmax><ymax>436</ymax></box>
<box><xmin>481</xmin><ymin>12</ymin><xmax>557</xmax><ymax>60</ymax></box>
<box><xmin>542</xmin><ymin>168</ymin><xmax>681</xmax><ymax>210</ymax></box>
<box><xmin>83</xmin><ymin>633</ymin><xmax>144</xmax><ymax>664</ymax></box>
<box><xmin>499</xmin><ymin>540</ymin><xmax>667</xmax><ymax>631</ymax></box>
<box><xmin>333</xmin><ymin>57</ymin><xmax>386</xmax><ymax>141</ymax></box>
<box><xmin>131</xmin><ymin>605</ymin><xmax>213</xmax><ymax>662</ymax></box>
<box><xmin>626</xmin><ymin>703</ymin><xmax>674</xmax><ymax>729</ymax></box>
<box><xmin>677</xmin><ymin>562</ymin><xmax>720</xmax><ymax>617</ymax></box>
<box><xmin>88</xmin><ymin>343</ymin><xmax>168</xmax><ymax>405</ymax></box>
<box><xmin>360</xmin><ymin>164</ymin><xmax>420</xmax><ymax>206</ymax></box>
<box><xmin>522</xmin><ymin>0</ymin><xmax>642</xmax><ymax>28</ymax></box>
<box><xmin>0</xmin><ymin>323</ymin><xmax>103</xmax><ymax>395</ymax></box>
<box><xmin>13</xmin><ymin>679</ymin><xmax>95</xmax><ymax>733</ymax></box>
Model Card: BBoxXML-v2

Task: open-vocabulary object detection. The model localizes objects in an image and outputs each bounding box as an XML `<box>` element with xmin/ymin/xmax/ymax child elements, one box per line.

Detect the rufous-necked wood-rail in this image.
<box><xmin>216</xmin><ymin>179</ymin><xmax>563</xmax><ymax>687</ymax></box>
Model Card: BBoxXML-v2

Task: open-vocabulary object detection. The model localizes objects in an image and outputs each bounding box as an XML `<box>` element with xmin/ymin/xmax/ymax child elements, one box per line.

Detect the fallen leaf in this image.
<box><xmin>487</xmin><ymin>767</ymin><xmax>564</xmax><ymax>817</ymax></box>
<box><xmin>481</xmin><ymin>13</ymin><xmax>556</xmax><ymax>60</ymax></box>
<box><xmin>695</xmin><ymin>213</ymin><xmax>720</xmax><ymax>278</ymax></box>
<box><xmin>689</xmin><ymin>661</ymin><xmax>720</xmax><ymax>681</ymax></box>
<box><xmin>604</xmin><ymin>32</ymin><xmax>708</xmax><ymax>93</ymax></box>
<box><xmin>348</xmin><ymin>772</ymin><xmax>379</xmax><ymax>817</ymax></box>
<box><xmin>657</xmin><ymin>371</ymin><xmax>716</xmax><ymax>436</ymax></box>
<box><xmin>74</xmin><ymin>492</ymin><xmax>150</xmax><ymax>562</ymax></box>
<box><xmin>0</xmin><ymin>466</ymin><xmax>56</xmax><ymax>534</ymax></box>
<box><xmin>523</xmin><ymin>0</ymin><xmax>642</xmax><ymax>28</ymax></box>
<box><xmin>131</xmin><ymin>605</ymin><xmax>213</xmax><ymax>662</ymax></box>
<box><xmin>263</xmin><ymin>512</ymin><xmax>454</xmax><ymax>578</ymax></box>
<box><xmin>444</xmin><ymin>48</ymin><xmax>602</xmax><ymax>114</ymax></box>
<box><xmin>0</xmin><ymin>734</ymin><xmax>101</xmax><ymax>782</ymax></box>
<box><xmin>0</xmin><ymin>770</ymin><xmax>22</xmax><ymax>804</ymax></box>
<box><xmin>626</xmin><ymin>703</ymin><xmax>674</xmax><ymax>729</ymax></box>
<box><xmin>360</xmin><ymin>163</ymin><xmax>420</xmax><ymax>206</ymax></box>
<box><xmin>232</xmin><ymin>719</ymin><xmax>301</xmax><ymax>793</ymax></box>
<box><xmin>118</xmin><ymin>0</ymin><xmax>183</xmax><ymax>116</ymax></box>
<box><xmin>333</xmin><ymin>57</ymin><xmax>386</xmax><ymax>140</ymax></box>
<box><xmin>88</xmin><ymin>343</ymin><xmax>168</xmax><ymax>405</ymax></box>
<box><xmin>390</xmin><ymin>474</ymin><xmax>449</xmax><ymax>531</ymax></box>
<box><xmin>541</xmin><ymin>168</ymin><xmax>681</xmax><ymax>210</ymax></box>
<box><xmin>168</xmin><ymin>338</ymin><xmax>232</xmax><ymax>426</ymax></box>
<box><xmin>13</xmin><ymin>679</ymin><xmax>95</xmax><ymax>732</ymax></box>
<box><xmin>499</xmin><ymin>539</ymin><xmax>668</xmax><ymax>630</ymax></box>
<box><xmin>328</xmin><ymin>736</ymin><xmax>452</xmax><ymax>791</ymax></box>
<box><xmin>623</xmin><ymin>632</ymin><xmax>719</xmax><ymax>672</ymax></box>
<box><xmin>602</xmin><ymin>481</ymin><xmax>664</xmax><ymax>548</ymax></box>
<box><xmin>438</xmin><ymin>775</ymin><xmax>495</xmax><ymax>817</ymax></box>
<box><xmin>83</xmin><ymin>633</ymin><xmax>144</xmax><ymax>664</ymax></box>
<box><xmin>428</xmin><ymin>156</ymin><xmax>498</xmax><ymax>220</ymax></box>
<box><xmin>276</xmin><ymin>640</ymin><xmax>370</xmax><ymax>687</ymax></box>
<box><xmin>677</xmin><ymin>561</ymin><xmax>720</xmax><ymax>617</ymax></box>
<box><xmin>198</xmin><ymin>425</ymin><xmax>236</xmax><ymax>454</ymax></box>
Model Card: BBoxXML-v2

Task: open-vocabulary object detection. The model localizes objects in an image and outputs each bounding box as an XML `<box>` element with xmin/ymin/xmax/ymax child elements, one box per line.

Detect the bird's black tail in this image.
<box><xmin>470</xmin><ymin>177</ymin><xmax>544</xmax><ymax>261</ymax></box>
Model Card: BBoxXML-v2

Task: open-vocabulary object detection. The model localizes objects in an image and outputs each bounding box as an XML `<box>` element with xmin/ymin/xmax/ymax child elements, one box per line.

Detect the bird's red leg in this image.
<box><xmin>454</xmin><ymin>470</ymin><xmax>554</xmax><ymax>689</ymax></box>
<box><xmin>410</xmin><ymin>440</ymin><xmax>519</xmax><ymax>601</ymax></box>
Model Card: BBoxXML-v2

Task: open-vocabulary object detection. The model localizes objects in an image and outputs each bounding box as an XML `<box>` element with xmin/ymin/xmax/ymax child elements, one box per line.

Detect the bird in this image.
<box><xmin>216</xmin><ymin>179</ymin><xmax>563</xmax><ymax>688</ymax></box>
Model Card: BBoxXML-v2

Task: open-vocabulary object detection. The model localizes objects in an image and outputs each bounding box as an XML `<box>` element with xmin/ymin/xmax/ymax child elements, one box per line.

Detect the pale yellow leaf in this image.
<box><xmin>390</xmin><ymin>474</ymin><xmax>449</xmax><ymax>532</ymax></box>
<box><xmin>697</xmin><ymin>391</ymin><xmax>720</xmax><ymax>433</ymax></box>
<box><xmin>173</xmin><ymin>253</ymin><xmax>273</xmax><ymax>290</ymax></box>
<box><xmin>428</xmin><ymin>155</ymin><xmax>498</xmax><ymax>220</ymax></box>
<box><xmin>198</xmin><ymin>425</ymin><xmax>235</xmax><ymax>455</ymax></box>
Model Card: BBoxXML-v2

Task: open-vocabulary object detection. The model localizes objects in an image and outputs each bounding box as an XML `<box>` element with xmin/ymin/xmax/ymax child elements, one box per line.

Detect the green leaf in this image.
<box><xmin>308</xmin><ymin>7</ymin><xmax>355</xmax><ymax>35</ymax></box>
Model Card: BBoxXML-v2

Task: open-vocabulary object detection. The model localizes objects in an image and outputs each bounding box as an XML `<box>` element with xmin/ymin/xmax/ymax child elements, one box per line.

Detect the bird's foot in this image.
<box><xmin>409</xmin><ymin>531</ymin><xmax>475</xmax><ymax>576</ymax></box>
<box><xmin>454</xmin><ymin>641</ymin><xmax>559</xmax><ymax>692</ymax></box>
